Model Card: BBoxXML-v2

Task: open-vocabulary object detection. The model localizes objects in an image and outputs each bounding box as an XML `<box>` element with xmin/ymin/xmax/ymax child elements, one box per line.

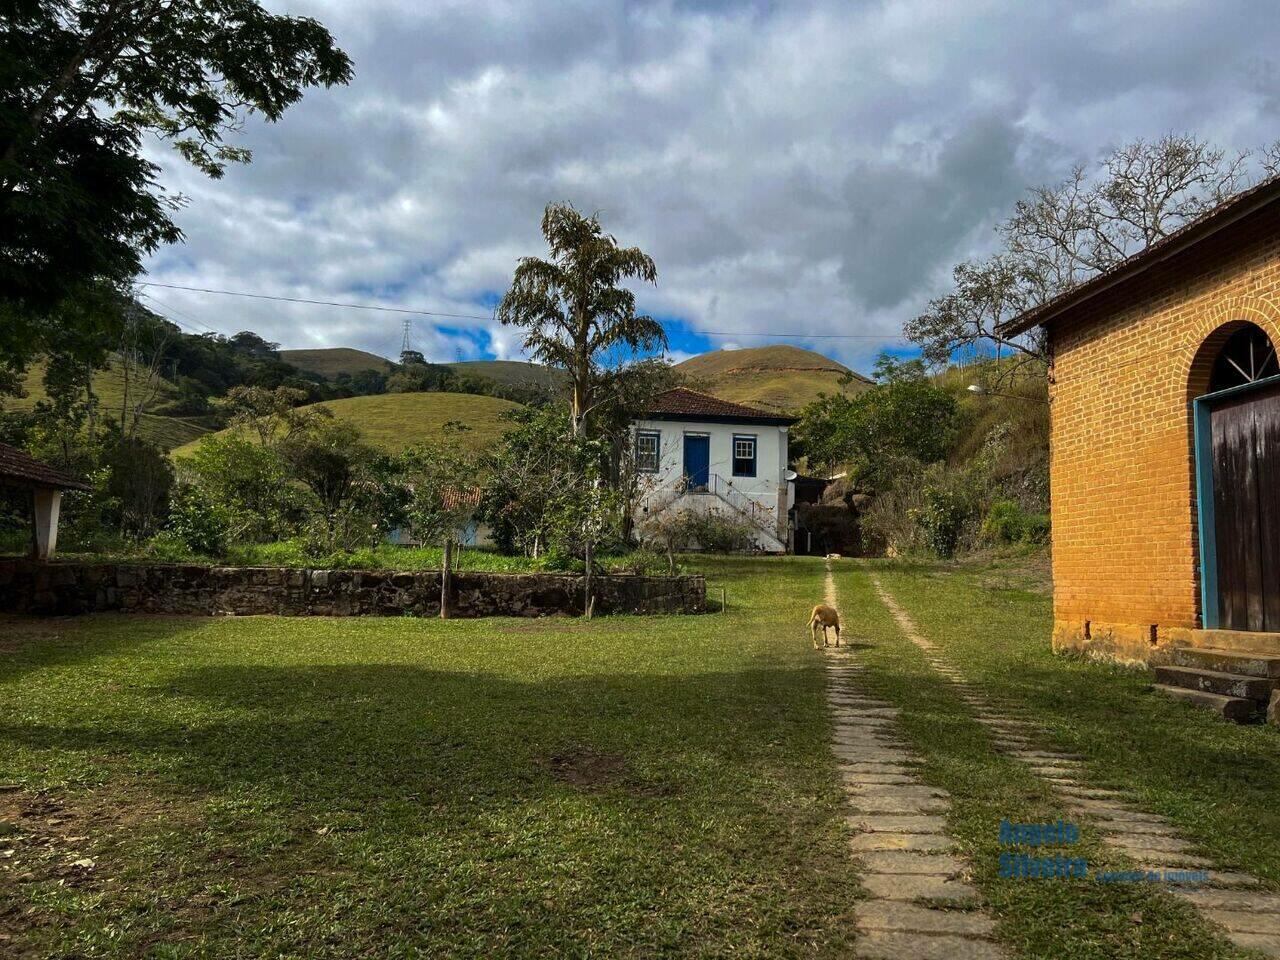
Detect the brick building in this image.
<box><xmin>1002</xmin><ymin>177</ymin><xmax>1280</xmax><ymax>675</ymax></box>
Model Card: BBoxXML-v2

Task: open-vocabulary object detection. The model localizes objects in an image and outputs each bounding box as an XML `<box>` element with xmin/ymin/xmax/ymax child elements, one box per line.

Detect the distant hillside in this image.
<box><xmin>447</xmin><ymin>360</ymin><xmax>565</xmax><ymax>390</ymax></box>
<box><xmin>280</xmin><ymin>348</ymin><xmax>393</xmax><ymax>378</ymax></box>
<box><xmin>175</xmin><ymin>391</ymin><xmax>523</xmax><ymax>456</ymax></box>
<box><xmin>8</xmin><ymin>356</ymin><xmax>212</xmax><ymax>450</ymax></box>
<box><xmin>675</xmin><ymin>345</ymin><xmax>870</xmax><ymax>413</ymax></box>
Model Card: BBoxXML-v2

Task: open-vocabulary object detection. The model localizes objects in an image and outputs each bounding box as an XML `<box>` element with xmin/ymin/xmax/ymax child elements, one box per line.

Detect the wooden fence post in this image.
<box><xmin>583</xmin><ymin>539</ymin><xmax>593</xmax><ymax>618</ymax></box>
<box><xmin>441</xmin><ymin>538</ymin><xmax>453</xmax><ymax>619</ymax></box>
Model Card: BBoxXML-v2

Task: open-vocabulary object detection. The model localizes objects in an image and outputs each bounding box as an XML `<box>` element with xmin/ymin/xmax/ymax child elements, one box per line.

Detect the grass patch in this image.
<box><xmin>836</xmin><ymin>561</ymin><xmax>1258</xmax><ymax>958</ymax></box>
<box><xmin>870</xmin><ymin>560</ymin><xmax>1280</xmax><ymax>888</ymax></box>
<box><xmin>172</xmin><ymin>391</ymin><xmax>523</xmax><ymax>457</ymax></box>
<box><xmin>0</xmin><ymin>557</ymin><xmax>859</xmax><ymax>957</ymax></box>
<box><xmin>8</xmin><ymin>355</ymin><xmax>212</xmax><ymax>450</ymax></box>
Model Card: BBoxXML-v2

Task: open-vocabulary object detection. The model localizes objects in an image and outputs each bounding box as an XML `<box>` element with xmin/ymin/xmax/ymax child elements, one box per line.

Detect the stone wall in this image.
<box><xmin>1046</xmin><ymin>201</ymin><xmax>1280</xmax><ymax>662</ymax></box>
<box><xmin>0</xmin><ymin>560</ymin><xmax>705</xmax><ymax>618</ymax></box>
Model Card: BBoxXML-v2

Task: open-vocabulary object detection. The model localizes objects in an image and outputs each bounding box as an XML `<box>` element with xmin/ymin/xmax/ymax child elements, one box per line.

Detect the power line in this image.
<box><xmin>135</xmin><ymin>279</ymin><xmax>911</xmax><ymax>341</ymax></box>
<box><xmin>702</xmin><ymin>330</ymin><xmax>909</xmax><ymax>340</ymax></box>
<box><xmin>136</xmin><ymin>280</ymin><xmax>496</xmax><ymax>322</ymax></box>
<box><xmin>136</xmin><ymin>291</ymin><xmax>227</xmax><ymax>337</ymax></box>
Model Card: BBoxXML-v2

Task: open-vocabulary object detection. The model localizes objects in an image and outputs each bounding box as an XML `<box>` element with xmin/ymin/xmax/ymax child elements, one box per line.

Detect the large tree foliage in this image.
<box><xmin>497</xmin><ymin>203</ymin><xmax>665</xmax><ymax>435</ymax></box>
<box><xmin>793</xmin><ymin>355</ymin><xmax>959</xmax><ymax>483</ymax></box>
<box><xmin>906</xmin><ymin>134</ymin><xmax>1268</xmax><ymax>375</ymax></box>
<box><xmin>1</xmin><ymin>0</ymin><xmax>351</xmax><ymax>391</ymax></box>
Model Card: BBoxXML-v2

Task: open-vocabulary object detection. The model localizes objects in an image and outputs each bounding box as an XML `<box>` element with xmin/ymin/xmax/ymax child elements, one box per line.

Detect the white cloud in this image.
<box><xmin>141</xmin><ymin>0</ymin><xmax>1280</xmax><ymax>373</ymax></box>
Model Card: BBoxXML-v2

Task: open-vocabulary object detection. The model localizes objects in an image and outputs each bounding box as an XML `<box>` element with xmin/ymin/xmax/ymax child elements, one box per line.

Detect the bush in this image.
<box><xmin>981</xmin><ymin>500</ymin><xmax>1050</xmax><ymax>545</ymax></box>
<box><xmin>915</xmin><ymin>484</ymin><xmax>972</xmax><ymax>559</ymax></box>
<box><xmin>144</xmin><ymin>530</ymin><xmax>204</xmax><ymax>564</ymax></box>
<box><xmin>165</xmin><ymin>484</ymin><xmax>231</xmax><ymax>557</ymax></box>
<box><xmin>607</xmin><ymin>548</ymin><xmax>679</xmax><ymax>576</ymax></box>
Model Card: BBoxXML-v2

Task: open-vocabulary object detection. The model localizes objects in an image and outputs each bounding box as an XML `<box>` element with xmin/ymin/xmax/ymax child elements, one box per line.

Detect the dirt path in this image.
<box><xmin>823</xmin><ymin>563</ymin><xmax>1009</xmax><ymax>959</ymax></box>
<box><xmin>869</xmin><ymin>574</ymin><xmax>1280</xmax><ymax>958</ymax></box>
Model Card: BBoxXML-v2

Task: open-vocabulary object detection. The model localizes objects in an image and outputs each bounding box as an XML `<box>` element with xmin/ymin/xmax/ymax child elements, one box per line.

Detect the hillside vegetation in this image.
<box><xmin>175</xmin><ymin>391</ymin><xmax>523</xmax><ymax>456</ymax></box>
<box><xmin>7</xmin><ymin>356</ymin><xmax>212</xmax><ymax>449</ymax></box>
<box><xmin>675</xmin><ymin>345</ymin><xmax>870</xmax><ymax>413</ymax></box>
<box><xmin>446</xmin><ymin>359</ymin><xmax>566</xmax><ymax>390</ymax></box>
<box><xmin>279</xmin><ymin>347</ymin><xmax>393</xmax><ymax>378</ymax></box>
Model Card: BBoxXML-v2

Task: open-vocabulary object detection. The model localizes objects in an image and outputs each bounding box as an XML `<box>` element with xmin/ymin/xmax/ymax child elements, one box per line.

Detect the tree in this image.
<box><xmin>279</xmin><ymin>417</ymin><xmax>375</xmax><ymax>546</ymax></box>
<box><xmin>214</xmin><ymin>385</ymin><xmax>314</xmax><ymax>447</ymax></box>
<box><xmin>398</xmin><ymin>440</ymin><xmax>479</xmax><ymax>549</ymax></box>
<box><xmin>480</xmin><ymin>406</ymin><xmax>621</xmax><ymax>558</ymax></box>
<box><xmin>906</xmin><ymin>134</ymin><xmax>1259</xmax><ymax>375</ymax></box>
<box><xmin>793</xmin><ymin>354</ymin><xmax>959</xmax><ymax>482</ymax></box>
<box><xmin>497</xmin><ymin>203</ymin><xmax>665</xmax><ymax>436</ymax></box>
<box><xmin>1</xmin><ymin>0</ymin><xmax>351</xmax><ymax>390</ymax></box>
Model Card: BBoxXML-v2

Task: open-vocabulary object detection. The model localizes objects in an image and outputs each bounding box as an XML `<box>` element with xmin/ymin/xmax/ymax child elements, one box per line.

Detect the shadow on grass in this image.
<box><xmin>0</xmin><ymin>660</ymin><xmax>830</xmax><ymax>812</ymax></box>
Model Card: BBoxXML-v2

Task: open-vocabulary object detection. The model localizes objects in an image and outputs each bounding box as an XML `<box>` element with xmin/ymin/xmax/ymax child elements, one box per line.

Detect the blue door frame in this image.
<box><xmin>1192</xmin><ymin>373</ymin><xmax>1280</xmax><ymax>628</ymax></box>
<box><xmin>683</xmin><ymin>433</ymin><xmax>710</xmax><ymax>490</ymax></box>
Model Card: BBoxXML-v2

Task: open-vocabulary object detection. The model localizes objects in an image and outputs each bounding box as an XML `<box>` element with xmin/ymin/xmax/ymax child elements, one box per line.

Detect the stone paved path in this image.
<box><xmin>823</xmin><ymin>567</ymin><xmax>1008</xmax><ymax>959</ymax></box>
<box><xmin>869</xmin><ymin>574</ymin><xmax>1280</xmax><ymax>958</ymax></box>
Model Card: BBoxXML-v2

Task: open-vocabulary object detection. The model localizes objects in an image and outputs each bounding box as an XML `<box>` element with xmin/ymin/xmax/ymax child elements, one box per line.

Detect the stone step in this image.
<box><xmin>1152</xmin><ymin>684</ymin><xmax>1256</xmax><ymax>722</ymax></box>
<box><xmin>1154</xmin><ymin>665</ymin><xmax>1274</xmax><ymax>702</ymax></box>
<box><xmin>1170</xmin><ymin>646</ymin><xmax>1280</xmax><ymax>680</ymax></box>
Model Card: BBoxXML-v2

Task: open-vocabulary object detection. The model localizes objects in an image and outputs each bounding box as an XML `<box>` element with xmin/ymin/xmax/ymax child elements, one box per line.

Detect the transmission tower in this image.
<box><xmin>400</xmin><ymin>318</ymin><xmax>412</xmax><ymax>356</ymax></box>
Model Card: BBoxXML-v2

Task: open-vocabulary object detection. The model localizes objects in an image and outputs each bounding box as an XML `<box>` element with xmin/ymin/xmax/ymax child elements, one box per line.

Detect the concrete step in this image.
<box><xmin>1153</xmin><ymin>665</ymin><xmax>1274</xmax><ymax>702</ymax></box>
<box><xmin>1153</xmin><ymin>684</ymin><xmax>1256</xmax><ymax>722</ymax></box>
<box><xmin>1170</xmin><ymin>646</ymin><xmax>1280</xmax><ymax>680</ymax></box>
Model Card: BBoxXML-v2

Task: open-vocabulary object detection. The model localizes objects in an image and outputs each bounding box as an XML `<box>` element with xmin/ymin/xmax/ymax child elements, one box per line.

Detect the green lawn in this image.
<box><xmin>867</xmin><ymin>559</ymin><xmax>1280</xmax><ymax>888</ymax></box>
<box><xmin>0</xmin><ymin>557</ymin><xmax>859</xmax><ymax>958</ymax></box>
<box><xmin>835</xmin><ymin>562</ymin><xmax>1250</xmax><ymax>959</ymax></box>
<box><xmin>5</xmin><ymin>555</ymin><xmax>1280</xmax><ymax>958</ymax></box>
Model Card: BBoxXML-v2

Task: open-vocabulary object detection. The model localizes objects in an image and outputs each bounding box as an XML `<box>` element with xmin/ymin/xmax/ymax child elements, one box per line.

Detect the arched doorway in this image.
<box><xmin>1192</xmin><ymin>321</ymin><xmax>1280</xmax><ymax>632</ymax></box>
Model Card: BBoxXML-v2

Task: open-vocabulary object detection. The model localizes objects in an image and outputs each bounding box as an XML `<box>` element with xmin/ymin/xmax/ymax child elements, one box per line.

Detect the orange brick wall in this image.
<box><xmin>1047</xmin><ymin>209</ymin><xmax>1280</xmax><ymax>662</ymax></box>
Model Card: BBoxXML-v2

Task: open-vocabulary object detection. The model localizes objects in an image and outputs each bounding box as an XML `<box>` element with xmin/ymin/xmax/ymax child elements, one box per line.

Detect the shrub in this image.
<box><xmin>165</xmin><ymin>484</ymin><xmax>231</xmax><ymax>557</ymax></box>
<box><xmin>609</xmin><ymin>548</ymin><xmax>680</xmax><ymax>576</ymax></box>
<box><xmin>915</xmin><ymin>483</ymin><xmax>973</xmax><ymax>559</ymax></box>
<box><xmin>144</xmin><ymin>530</ymin><xmax>203</xmax><ymax>564</ymax></box>
<box><xmin>981</xmin><ymin>499</ymin><xmax>1051</xmax><ymax>545</ymax></box>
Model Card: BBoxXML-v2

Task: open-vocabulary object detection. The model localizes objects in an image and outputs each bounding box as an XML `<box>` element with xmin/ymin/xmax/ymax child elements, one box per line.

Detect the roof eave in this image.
<box><xmin>637</xmin><ymin>411</ymin><xmax>795</xmax><ymax>427</ymax></box>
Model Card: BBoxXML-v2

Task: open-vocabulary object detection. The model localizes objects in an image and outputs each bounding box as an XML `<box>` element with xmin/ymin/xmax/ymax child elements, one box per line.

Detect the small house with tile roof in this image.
<box><xmin>631</xmin><ymin>387</ymin><xmax>795</xmax><ymax>552</ymax></box>
<box><xmin>0</xmin><ymin>443</ymin><xmax>90</xmax><ymax>560</ymax></box>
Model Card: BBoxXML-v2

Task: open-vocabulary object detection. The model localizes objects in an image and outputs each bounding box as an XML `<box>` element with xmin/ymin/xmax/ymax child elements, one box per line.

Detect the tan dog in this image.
<box><xmin>809</xmin><ymin>604</ymin><xmax>841</xmax><ymax>648</ymax></box>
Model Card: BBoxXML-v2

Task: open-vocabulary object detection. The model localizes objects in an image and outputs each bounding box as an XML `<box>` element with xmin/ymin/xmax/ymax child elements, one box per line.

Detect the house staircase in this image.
<box><xmin>1153</xmin><ymin>647</ymin><xmax>1280</xmax><ymax>722</ymax></box>
<box><xmin>707</xmin><ymin>474</ymin><xmax>783</xmax><ymax>549</ymax></box>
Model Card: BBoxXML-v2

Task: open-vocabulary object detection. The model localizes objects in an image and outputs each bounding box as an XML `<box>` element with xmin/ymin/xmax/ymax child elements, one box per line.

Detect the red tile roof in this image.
<box><xmin>638</xmin><ymin>387</ymin><xmax>795</xmax><ymax>424</ymax></box>
<box><xmin>441</xmin><ymin>486</ymin><xmax>482</xmax><ymax>510</ymax></box>
<box><xmin>0</xmin><ymin>443</ymin><xmax>91</xmax><ymax>491</ymax></box>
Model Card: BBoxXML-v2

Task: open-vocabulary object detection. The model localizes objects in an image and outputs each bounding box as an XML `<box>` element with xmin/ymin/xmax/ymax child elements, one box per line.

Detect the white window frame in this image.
<box><xmin>732</xmin><ymin>433</ymin><xmax>757</xmax><ymax>478</ymax></box>
<box><xmin>636</xmin><ymin>429</ymin><xmax>661</xmax><ymax>473</ymax></box>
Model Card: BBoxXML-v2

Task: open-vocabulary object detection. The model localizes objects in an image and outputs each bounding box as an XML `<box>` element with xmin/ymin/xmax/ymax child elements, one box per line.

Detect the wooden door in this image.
<box><xmin>683</xmin><ymin>434</ymin><xmax>710</xmax><ymax>491</ymax></box>
<box><xmin>1210</xmin><ymin>381</ymin><xmax>1280</xmax><ymax>631</ymax></box>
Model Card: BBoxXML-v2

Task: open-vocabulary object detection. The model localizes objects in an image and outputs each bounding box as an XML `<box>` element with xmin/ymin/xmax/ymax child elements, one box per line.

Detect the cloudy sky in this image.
<box><xmin>141</xmin><ymin>0</ymin><xmax>1280</xmax><ymax>375</ymax></box>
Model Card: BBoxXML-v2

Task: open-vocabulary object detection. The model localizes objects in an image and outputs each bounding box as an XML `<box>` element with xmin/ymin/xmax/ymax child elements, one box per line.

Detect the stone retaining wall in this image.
<box><xmin>0</xmin><ymin>560</ymin><xmax>705</xmax><ymax>618</ymax></box>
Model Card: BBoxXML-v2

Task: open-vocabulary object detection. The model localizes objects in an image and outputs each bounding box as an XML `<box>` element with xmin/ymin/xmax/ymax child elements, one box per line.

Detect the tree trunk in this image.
<box><xmin>440</xmin><ymin>538</ymin><xmax>453</xmax><ymax>619</ymax></box>
<box><xmin>583</xmin><ymin>539</ymin><xmax>593</xmax><ymax>617</ymax></box>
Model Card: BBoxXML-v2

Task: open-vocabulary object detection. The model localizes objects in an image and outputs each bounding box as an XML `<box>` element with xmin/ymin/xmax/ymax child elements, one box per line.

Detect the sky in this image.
<box><xmin>140</xmin><ymin>0</ymin><xmax>1280</xmax><ymax>376</ymax></box>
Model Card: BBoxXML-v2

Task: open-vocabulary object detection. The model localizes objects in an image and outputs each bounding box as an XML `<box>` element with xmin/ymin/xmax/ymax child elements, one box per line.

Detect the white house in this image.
<box><xmin>631</xmin><ymin>387</ymin><xmax>795</xmax><ymax>553</ymax></box>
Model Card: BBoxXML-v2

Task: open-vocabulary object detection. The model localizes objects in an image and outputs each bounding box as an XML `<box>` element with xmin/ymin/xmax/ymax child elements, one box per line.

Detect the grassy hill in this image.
<box><xmin>7</xmin><ymin>356</ymin><xmax>212</xmax><ymax>450</ymax></box>
<box><xmin>675</xmin><ymin>345</ymin><xmax>870</xmax><ymax>413</ymax></box>
<box><xmin>279</xmin><ymin>348</ymin><xmax>394</xmax><ymax>378</ymax></box>
<box><xmin>446</xmin><ymin>359</ymin><xmax>565</xmax><ymax>390</ymax></box>
<box><xmin>175</xmin><ymin>391</ymin><xmax>524</xmax><ymax>457</ymax></box>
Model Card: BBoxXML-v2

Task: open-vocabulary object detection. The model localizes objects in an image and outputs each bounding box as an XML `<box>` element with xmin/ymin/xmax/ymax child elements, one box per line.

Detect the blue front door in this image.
<box><xmin>683</xmin><ymin>434</ymin><xmax>710</xmax><ymax>491</ymax></box>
